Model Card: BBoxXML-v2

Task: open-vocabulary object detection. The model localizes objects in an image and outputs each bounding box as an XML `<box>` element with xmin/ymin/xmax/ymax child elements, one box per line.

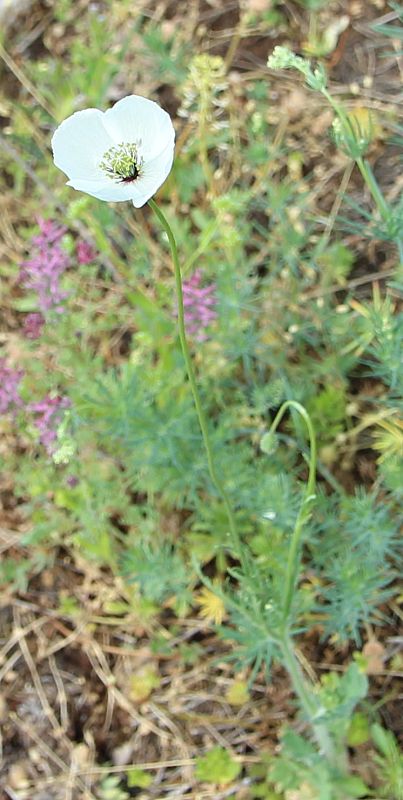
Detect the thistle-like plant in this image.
<box><xmin>267</xmin><ymin>47</ymin><xmax>403</xmax><ymax>258</ymax></box>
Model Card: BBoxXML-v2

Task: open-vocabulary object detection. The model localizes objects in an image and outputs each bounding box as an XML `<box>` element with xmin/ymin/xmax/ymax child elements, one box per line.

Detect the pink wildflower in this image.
<box><xmin>181</xmin><ymin>269</ymin><xmax>218</xmax><ymax>342</ymax></box>
<box><xmin>29</xmin><ymin>394</ymin><xmax>71</xmax><ymax>456</ymax></box>
<box><xmin>66</xmin><ymin>475</ymin><xmax>79</xmax><ymax>487</ymax></box>
<box><xmin>0</xmin><ymin>358</ymin><xmax>24</xmax><ymax>414</ymax></box>
<box><xmin>23</xmin><ymin>312</ymin><xmax>45</xmax><ymax>340</ymax></box>
<box><xmin>32</xmin><ymin>217</ymin><xmax>66</xmax><ymax>247</ymax></box>
<box><xmin>76</xmin><ymin>240</ymin><xmax>96</xmax><ymax>265</ymax></box>
<box><xmin>20</xmin><ymin>218</ymin><xmax>70</xmax><ymax>314</ymax></box>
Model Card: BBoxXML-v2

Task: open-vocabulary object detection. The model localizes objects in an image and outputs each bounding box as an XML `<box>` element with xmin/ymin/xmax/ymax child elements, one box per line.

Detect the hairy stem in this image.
<box><xmin>266</xmin><ymin>401</ymin><xmax>317</xmax><ymax>624</ymax></box>
<box><xmin>148</xmin><ymin>198</ymin><xmax>241</xmax><ymax>556</ymax></box>
<box><xmin>267</xmin><ymin>403</ymin><xmax>347</xmax><ymax>772</ymax></box>
<box><xmin>279</xmin><ymin>634</ymin><xmax>337</xmax><ymax>763</ymax></box>
<box><xmin>355</xmin><ymin>156</ymin><xmax>392</xmax><ymax>223</ymax></box>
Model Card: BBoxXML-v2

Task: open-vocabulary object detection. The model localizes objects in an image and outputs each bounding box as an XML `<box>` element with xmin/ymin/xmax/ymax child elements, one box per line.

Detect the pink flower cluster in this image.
<box><xmin>20</xmin><ymin>218</ymin><xmax>70</xmax><ymax>315</ymax></box>
<box><xmin>76</xmin><ymin>240</ymin><xmax>96</xmax><ymax>265</ymax></box>
<box><xmin>29</xmin><ymin>394</ymin><xmax>71</xmax><ymax>456</ymax></box>
<box><xmin>0</xmin><ymin>358</ymin><xmax>24</xmax><ymax>414</ymax></box>
<box><xmin>23</xmin><ymin>312</ymin><xmax>45</xmax><ymax>340</ymax></box>
<box><xmin>19</xmin><ymin>219</ymin><xmax>97</xmax><ymax>339</ymax></box>
<box><xmin>182</xmin><ymin>269</ymin><xmax>217</xmax><ymax>342</ymax></box>
<box><xmin>0</xmin><ymin>363</ymin><xmax>71</xmax><ymax>457</ymax></box>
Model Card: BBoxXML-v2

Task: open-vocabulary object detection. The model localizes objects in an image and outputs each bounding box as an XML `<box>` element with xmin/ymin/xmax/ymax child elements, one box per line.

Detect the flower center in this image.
<box><xmin>99</xmin><ymin>142</ymin><xmax>143</xmax><ymax>183</ymax></box>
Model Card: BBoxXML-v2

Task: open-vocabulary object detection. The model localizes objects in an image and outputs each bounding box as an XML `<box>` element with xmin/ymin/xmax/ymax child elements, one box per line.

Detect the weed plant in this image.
<box><xmin>0</xmin><ymin>2</ymin><xmax>402</xmax><ymax>798</ymax></box>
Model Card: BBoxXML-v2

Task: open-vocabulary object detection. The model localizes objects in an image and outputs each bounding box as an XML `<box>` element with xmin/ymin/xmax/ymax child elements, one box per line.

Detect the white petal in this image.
<box><xmin>66</xmin><ymin>177</ymin><xmax>141</xmax><ymax>202</ymax></box>
<box><xmin>102</xmin><ymin>95</ymin><xmax>175</xmax><ymax>161</ymax></box>
<box><xmin>52</xmin><ymin>109</ymin><xmax>114</xmax><ymax>181</ymax></box>
<box><xmin>52</xmin><ymin>96</ymin><xmax>175</xmax><ymax>205</ymax></box>
<box><xmin>67</xmin><ymin>139</ymin><xmax>175</xmax><ymax>206</ymax></box>
<box><xmin>130</xmin><ymin>144</ymin><xmax>175</xmax><ymax>207</ymax></box>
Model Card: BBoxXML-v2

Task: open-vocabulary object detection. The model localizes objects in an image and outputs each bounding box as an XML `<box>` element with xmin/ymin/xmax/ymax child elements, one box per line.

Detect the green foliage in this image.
<box><xmin>371</xmin><ymin>724</ymin><xmax>403</xmax><ymax>800</ymax></box>
<box><xmin>365</xmin><ymin>300</ymin><xmax>403</xmax><ymax>395</ymax></box>
<box><xmin>339</xmin><ymin>191</ymin><xmax>403</xmax><ymax>248</ymax></box>
<box><xmin>26</xmin><ymin>9</ymin><xmax>141</xmax><ymax>116</ymax></box>
<box><xmin>347</xmin><ymin>712</ymin><xmax>370</xmax><ymax>747</ymax></box>
<box><xmin>372</xmin><ymin>2</ymin><xmax>403</xmax><ymax>48</ymax></box>
<box><xmin>315</xmin><ymin>242</ymin><xmax>355</xmax><ymax>287</ymax></box>
<box><xmin>295</xmin><ymin>0</ymin><xmax>330</xmax><ymax>8</ymax></box>
<box><xmin>315</xmin><ymin>663</ymin><xmax>368</xmax><ymax>744</ymax></box>
<box><xmin>267</xmin><ymin>727</ymin><xmax>370</xmax><ymax>800</ymax></box>
<box><xmin>127</xmin><ymin>768</ymin><xmax>152</xmax><ymax>789</ymax></box>
<box><xmin>120</xmin><ymin>540</ymin><xmax>192</xmax><ymax>613</ymax></box>
<box><xmin>97</xmin><ymin>775</ymin><xmax>129</xmax><ymax>800</ymax></box>
<box><xmin>0</xmin><ymin>555</ymin><xmax>44</xmax><ymax>591</ymax></box>
<box><xmin>310</xmin><ymin>489</ymin><xmax>401</xmax><ymax>642</ymax></box>
<box><xmin>140</xmin><ymin>24</ymin><xmax>189</xmax><ymax>84</ymax></box>
<box><xmin>1</xmin><ymin>6</ymin><xmax>402</xmax><ymax>797</ymax></box>
<box><xmin>268</xmin><ymin>47</ymin><xmax>327</xmax><ymax>91</ymax></box>
<box><xmin>76</xmin><ymin>361</ymin><xmax>208</xmax><ymax>506</ymax></box>
<box><xmin>217</xmin><ymin>479</ymin><xmax>400</xmax><ymax>665</ymax></box>
<box><xmin>195</xmin><ymin>746</ymin><xmax>241</xmax><ymax>785</ymax></box>
<box><xmin>307</xmin><ymin>384</ymin><xmax>347</xmax><ymax>444</ymax></box>
<box><xmin>268</xmin><ymin>46</ymin><xmax>402</xmax><ymax>253</ymax></box>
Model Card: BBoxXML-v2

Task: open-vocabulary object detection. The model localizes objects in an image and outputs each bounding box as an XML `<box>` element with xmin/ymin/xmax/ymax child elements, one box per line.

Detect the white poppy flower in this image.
<box><xmin>51</xmin><ymin>95</ymin><xmax>175</xmax><ymax>208</ymax></box>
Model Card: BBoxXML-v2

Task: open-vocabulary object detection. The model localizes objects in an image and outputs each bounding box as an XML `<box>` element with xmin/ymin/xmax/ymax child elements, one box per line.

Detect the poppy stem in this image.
<box><xmin>265</xmin><ymin>400</ymin><xmax>317</xmax><ymax>626</ymax></box>
<box><xmin>148</xmin><ymin>198</ymin><xmax>241</xmax><ymax>558</ymax></box>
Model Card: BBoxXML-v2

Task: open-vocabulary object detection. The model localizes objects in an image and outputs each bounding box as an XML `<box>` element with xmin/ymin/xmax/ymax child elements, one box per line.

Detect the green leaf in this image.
<box><xmin>371</xmin><ymin>722</ymin><xmax>395</xmax><ymax>756</ymax></box>
<box><xmin>127</xmin><ymin>768</ymin><xmax>152</xmax><ymax>789</ymax></box>
<box><xmin>280</xmin><ymin>729</ymin><xmax>317</xmax><ymax>763</ymax></box>
<box><xmin>333</xmin><ymin>775</ymin><xmax>370</xmax><ymax>797</ymax></box>
<box><xmin>347</xmin><ymin>712</ymin><xmax>370</xmax><ymax>747</ymax></box>
<box><xmin>129</xmin><ymin>667</ymin><xmax>161</xmax><ymax>703</ymax></box>
<box><xmin>339</xmin><ymin>663</ymin><xmax>369</xmax><ymax>706</ymax></box>
<box><xmin>195</xmin><ymin>746</ymin><xmax>241</xmax><ymax>785</ymax></box>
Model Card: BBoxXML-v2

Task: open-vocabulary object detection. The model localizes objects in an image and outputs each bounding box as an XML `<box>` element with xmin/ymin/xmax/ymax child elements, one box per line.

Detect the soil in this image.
<box><xmin>0</xmin><ymin>1</ymin><xmax>402</xmax><ymax>798</ymax></box>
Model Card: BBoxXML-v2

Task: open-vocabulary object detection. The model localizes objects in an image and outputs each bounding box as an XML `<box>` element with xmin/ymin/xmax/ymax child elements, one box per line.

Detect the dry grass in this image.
<box><xmin>0</xmin><ymin>0</ymin><xmax>402</xmax><ymax>797</ymax></box>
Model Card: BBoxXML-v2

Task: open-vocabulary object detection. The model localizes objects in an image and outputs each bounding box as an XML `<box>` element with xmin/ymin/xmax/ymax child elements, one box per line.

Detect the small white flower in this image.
<box><xmin>51</xmin><ymin>95</ymin><xmax>175</xmax><ymax>208</ymax></box>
